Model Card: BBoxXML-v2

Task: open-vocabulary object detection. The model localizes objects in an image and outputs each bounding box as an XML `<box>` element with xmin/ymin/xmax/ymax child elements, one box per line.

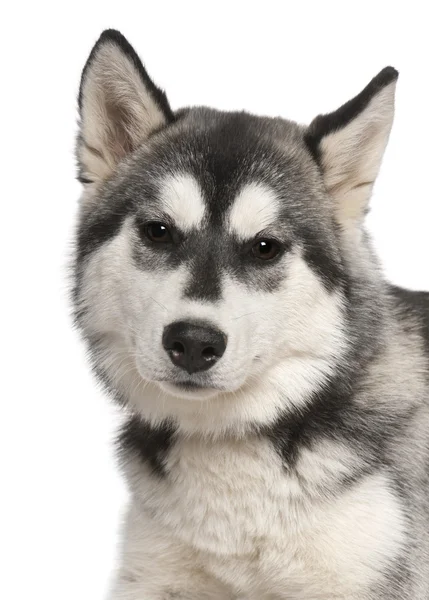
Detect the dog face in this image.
<box><xmin>74</xmin><ymin>30</ymin><xmax>397</xmax><ymax>430</ymax></box>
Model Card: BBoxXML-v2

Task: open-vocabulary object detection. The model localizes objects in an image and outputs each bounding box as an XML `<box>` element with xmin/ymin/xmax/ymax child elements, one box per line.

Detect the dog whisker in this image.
<box><xmin>232</xmin><ymin>312</ymin><xmax>258</xmax><ymax>321</ymax></box>
<box><xmin>150</xmin><ymin>297</ymin><xmax>168</xmax><ymax>312</ymax></box>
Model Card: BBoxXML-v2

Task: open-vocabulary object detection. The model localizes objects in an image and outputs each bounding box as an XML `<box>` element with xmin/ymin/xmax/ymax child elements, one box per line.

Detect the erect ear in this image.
<box><xmin>77</xmin><ymin>29</ymin><xmax>174</xmax><ymax>185</ymax></box>
<box><xmin>305</xmin><ymin>67</ymin><xmax>398</xmax><ymax>226</ymax></box>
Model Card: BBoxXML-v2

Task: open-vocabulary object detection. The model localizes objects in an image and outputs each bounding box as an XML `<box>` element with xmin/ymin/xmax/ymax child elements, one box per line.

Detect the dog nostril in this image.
<box><xmin>202</xmin><ymin>346</ymin><xmax>216</xmax><ymax>360</ymax></box>
<box><xmin>171</xmin><ymin>341</ymin><xmax>185</xmax><ymax>356</ymax></box>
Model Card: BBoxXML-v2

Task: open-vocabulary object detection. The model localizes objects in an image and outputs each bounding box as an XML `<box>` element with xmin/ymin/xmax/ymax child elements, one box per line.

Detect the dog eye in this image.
<box><xmin>144</xmin><ymin>222</ymin><xmax>173</xmax><ymax>244</ymax></box>
<box><xmin>251</xmin><ymin>239</ymin><xmax>281</xmax><ymax>260</ymax></box>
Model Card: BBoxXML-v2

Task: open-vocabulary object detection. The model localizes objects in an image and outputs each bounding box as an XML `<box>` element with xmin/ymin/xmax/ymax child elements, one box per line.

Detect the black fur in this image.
<box><xmin>389</xmin><ymin>285</ymin><xmax>429</xmax><ymax>357</ymax></box>
<box><xmin>184</xmin><ymin>248</ymin><xmax>223</xmax><ymax>301</ymax></box>
<box><xmin>75</xmin><ymin>105</ymin><xmax>346</xmax><ymax>299</ymax></box>
<box><xmin>130</xmin><ymin>110</ymin><xmax>346</xmax><ymax>296</ymax></box>
<box><xmin>118</xmin><ymin>415</ymin><xmax>176</xmax><ymax>477</ymax></box>
<box><xmin>261</xmin><ymin>369</ymin><xmax>416</xmax><ymax>492</ymax></box>
<box><xmin>259</xmin><ymin>276</ymin><xmax>412</xmax><ymax>480</ymax></box>
<box><xmin>305</xmin><ymin>66</ymin><xmax>398</xmax><ymax>164</ymax></box>
<box><xmin>76</xmin><ymin>196</ymin><xmax>133</xmax><ymax>264</ymax></box>
<box><xmin>72</xmin><ymin>35</ymin><xmax>429</xmax><ymax>595</ymax></box>
<box><xmin>298</xmin><ymin>222</ymin><xmax>348</xmax><ymax>294</ymax></box>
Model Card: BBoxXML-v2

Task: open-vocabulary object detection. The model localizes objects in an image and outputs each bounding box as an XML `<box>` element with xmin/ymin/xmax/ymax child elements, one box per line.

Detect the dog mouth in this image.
<box><xmin>173</xmin><ymin>380</ymin><xmax>207</xmax><ymax>391</ymax></box>
<box><xmin>157</xmin><ymin>374</ymin><xmax>216</xmax><ymax>390</ymax></box>
<box><xmin>157</xmin><ymin>378</ymin><xmax>221</xmax><ymax>399</ymax></box>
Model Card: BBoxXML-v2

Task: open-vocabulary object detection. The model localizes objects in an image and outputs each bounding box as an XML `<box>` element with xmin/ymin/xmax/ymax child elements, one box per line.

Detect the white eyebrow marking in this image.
<box><xmin>159</xmin><ymin>173</ymin><xmax>206</xmax><ymax>231</ymax></box>
<box><xmin>228</xmin><ymin>182</ymin><xmax>281</xmax><ymax>239</ymax></box>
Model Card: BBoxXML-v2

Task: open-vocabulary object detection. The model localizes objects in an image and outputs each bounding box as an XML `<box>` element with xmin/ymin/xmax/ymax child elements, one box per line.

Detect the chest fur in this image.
<box><xmin>129</xmin><ymin>436</ymin><xmax>405</xmax><ymax>597</ymax></box>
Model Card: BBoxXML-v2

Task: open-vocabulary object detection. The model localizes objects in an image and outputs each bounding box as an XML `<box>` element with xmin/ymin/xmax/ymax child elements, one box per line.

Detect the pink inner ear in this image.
<box><xmin>106</xmin><ymin>102</ymin><xmax>135</xmax><ymax>159</ymax></box>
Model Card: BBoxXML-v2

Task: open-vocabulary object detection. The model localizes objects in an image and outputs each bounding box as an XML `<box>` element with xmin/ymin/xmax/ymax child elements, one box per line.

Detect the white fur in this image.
<box><xmin>228</xmin><ymin>182</ymin><xmax>280</xmax><ymax>239</ymax></box>
<box><xmin>74</xmin><ymin>45</ymin><xmax>410</xmax><ymax>598</ymax></box>
<box><xmin>86</xmin><ymin>211</ymin><xmax>404</xmax><ymax>597</ymax></box>
<box><xmin>110</xmin><ymin>442</ymin><xmax>405</xmax><ymax>599</ymax></box>
<box><xmin>79</xmin><ymin>41</ymin><xmax>167</xmax><ymax>184</ymax></box>
<box><xmin>319</xmin><ymin>82</ymin><xmax>396</xmax><ymax>225</ymax></box>
<box><xmin>158</xmin><ymin>173</ymin><xmax>207</xmax><ymax>231</ymax></box>
<box><xmin>78</xmin><ymin>217</ymin><xmax>347</xmax><ymax>437</ymax></box>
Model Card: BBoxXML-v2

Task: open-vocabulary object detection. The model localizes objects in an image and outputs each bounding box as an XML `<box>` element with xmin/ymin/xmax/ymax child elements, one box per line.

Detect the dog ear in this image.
<box><xmin>305</xmin><ymin>67</ymin><xmax>398</xmax><ymax>226</ymax></box>
<box><xmin>77</xmin><ymin>29</ymin><xmax>173</xmax><ymax>185</ymax></box>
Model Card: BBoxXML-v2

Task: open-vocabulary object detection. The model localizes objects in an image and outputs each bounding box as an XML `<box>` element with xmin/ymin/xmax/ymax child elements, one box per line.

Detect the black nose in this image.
<box><xmin>162</xmin><ymin>321</ymin><xmax>227</xmax><ymax>374</ymax></box>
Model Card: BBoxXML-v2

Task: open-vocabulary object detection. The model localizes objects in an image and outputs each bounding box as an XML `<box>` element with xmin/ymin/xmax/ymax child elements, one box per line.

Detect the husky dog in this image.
<box><xmin>73</xmin><ymin>29</ymin><xmax>429</xmax><ymax>599</ymax></box>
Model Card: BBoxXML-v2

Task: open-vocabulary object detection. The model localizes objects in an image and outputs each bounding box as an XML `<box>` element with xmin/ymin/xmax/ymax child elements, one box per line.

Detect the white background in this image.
<box><xmin>1</xmin><ymin>2</ymin><xmax>428</xmax><ymax>598</ymax></box>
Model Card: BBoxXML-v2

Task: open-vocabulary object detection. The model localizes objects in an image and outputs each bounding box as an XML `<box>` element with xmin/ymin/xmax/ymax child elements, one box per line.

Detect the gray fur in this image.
<box><xmin>73</xmin><ymin>30</ymin><xmax>429</xmax><ymax>599</ymax></box>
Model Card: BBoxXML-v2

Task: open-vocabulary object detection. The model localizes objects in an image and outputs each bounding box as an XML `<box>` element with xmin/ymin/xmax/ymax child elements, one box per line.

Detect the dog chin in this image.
<box><xmin>157</xmin><ymin>381</ymin><xmax>221</xmax><ymax>401</ymax></box>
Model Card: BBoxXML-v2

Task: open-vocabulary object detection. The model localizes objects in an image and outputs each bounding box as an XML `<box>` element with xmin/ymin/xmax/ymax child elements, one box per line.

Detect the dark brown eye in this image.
<box><xmin>145</xmin><ymin>222</ymin><xmax>173</xmax><ymax>244</ymax></box>
<box><xmin>251</xmin><ymin>239</ymin><xmax>281</xmax><ymax>260</ymax></box>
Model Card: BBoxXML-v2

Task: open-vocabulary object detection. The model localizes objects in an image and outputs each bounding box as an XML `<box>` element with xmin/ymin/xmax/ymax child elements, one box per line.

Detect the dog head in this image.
<box><xmin>73</xmin><ymin>30</ymin><xmax>397</xmax><ymax>434</ymax></box>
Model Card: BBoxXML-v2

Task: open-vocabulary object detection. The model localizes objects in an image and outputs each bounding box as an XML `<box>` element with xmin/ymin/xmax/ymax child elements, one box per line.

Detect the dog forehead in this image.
<box><xmin>157</xmin><ymin>173</ymin><xmax>206</xmax><ymax>231</ymax></box>
<box><xmin>131</xmin><ymin>108</ymin><xmax>322</xmax><ymax>233</ymax></box>
<box><xmin>228</xmin><ymin>183</ymin><xmax>281</xmax><ymax>239</ymax></box>
<box><xmin>156</xmin><ymin>173</ymin><xmax>281</xmax><ymax>237</ymax></box>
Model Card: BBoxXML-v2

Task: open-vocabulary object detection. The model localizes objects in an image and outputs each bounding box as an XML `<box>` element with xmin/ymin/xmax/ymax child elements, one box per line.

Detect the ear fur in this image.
<box><xmin>77</xmin><ymin>29</ymin><xmax>173</xmax><ymax>185</ymax></box>
<box><xmin>305</xmin><ymin>67</ymin><xmax>398</xmax><ymax>225</ymax></box>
